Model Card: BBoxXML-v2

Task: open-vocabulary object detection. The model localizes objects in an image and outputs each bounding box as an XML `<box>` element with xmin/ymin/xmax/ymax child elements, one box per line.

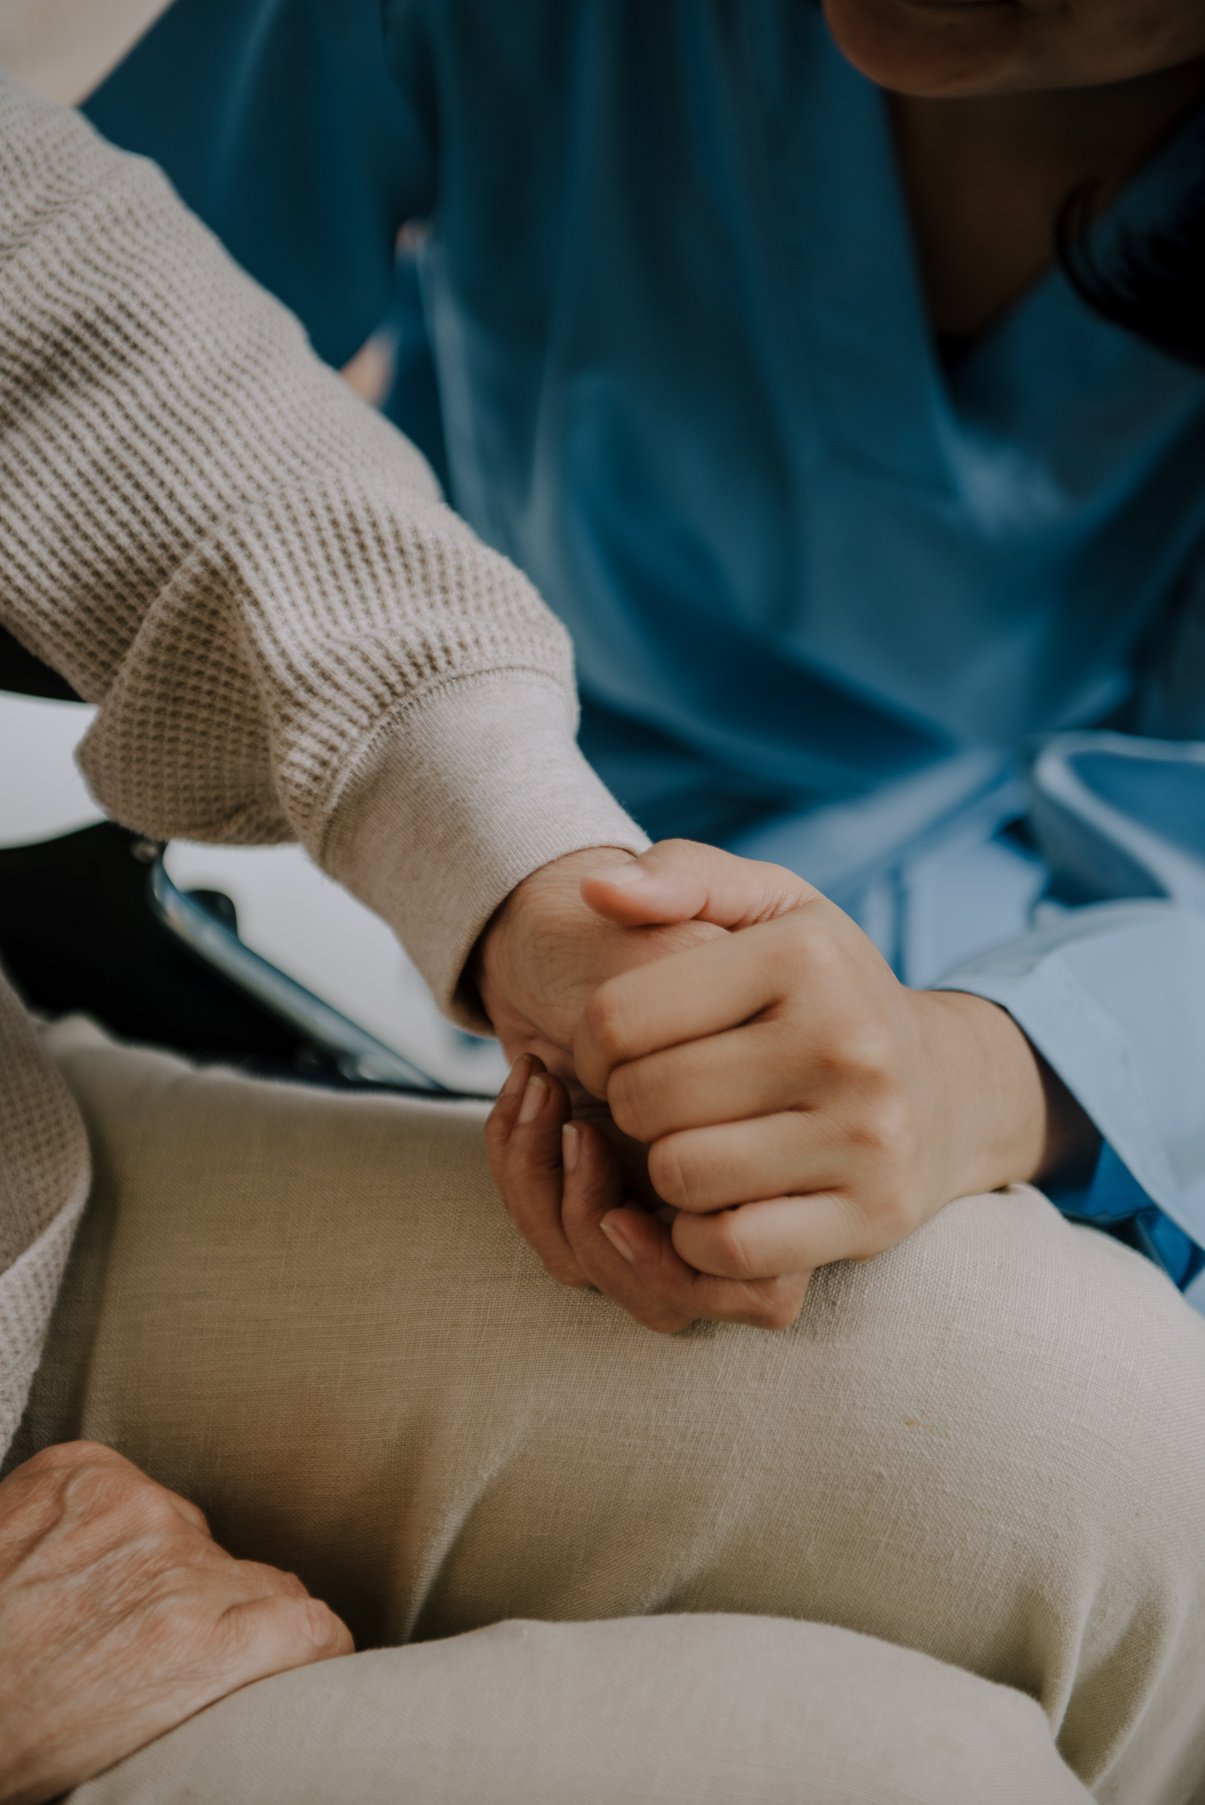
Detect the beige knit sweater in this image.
<box><xmin>0</xmin><ymin>72</ymin><xmax>646</xmax><ymax>1460</ymax></box>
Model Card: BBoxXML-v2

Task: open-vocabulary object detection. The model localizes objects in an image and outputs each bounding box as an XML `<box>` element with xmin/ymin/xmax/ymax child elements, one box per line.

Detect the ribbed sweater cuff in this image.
<box><xmin>321</xmin><ymin>673</ymin><xmax>651</xmax><ymax>1027</ymax></box>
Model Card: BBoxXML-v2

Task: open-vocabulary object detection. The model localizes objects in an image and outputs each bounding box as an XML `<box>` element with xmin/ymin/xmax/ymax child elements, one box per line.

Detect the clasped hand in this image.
<box><xmin>0</xmin><ymin>1442</ymin><xmax>351</xmax><ymax>1805</ymax></box>
<box><xmin>481</xmin><ymin>839</ymin><xmax>1080</xmax><ymax>1333</ymax></box>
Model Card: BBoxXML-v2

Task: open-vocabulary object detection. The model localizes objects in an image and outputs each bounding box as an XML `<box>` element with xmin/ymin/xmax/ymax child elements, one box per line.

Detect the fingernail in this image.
<box><xmin>561</xmin><ymin>1123</ymin><xmax>579</xmax><ymax>1172</ymax></box>
<box><xmin>517</xmin><ymin>1074</ymin><xmax>547</xmax><ymax>1125</ymax></box>
<box><xmin>600</xmin><ymin>1213</ymin><xmax>635</xmax><ymax>1263</ymax></box>
<box><xmin>501</xmin><ymin>1056</ymin><xmax>529</xmax><ymax>1100</ymax></box>
<box><xmin>590</xmin><ymin>863</ymin><xmax>648</xmax><ymax>888</ymax></box>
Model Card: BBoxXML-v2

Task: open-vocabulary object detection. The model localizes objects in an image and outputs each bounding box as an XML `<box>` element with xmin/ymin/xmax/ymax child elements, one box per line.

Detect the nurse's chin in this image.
<box><xmin>820</xmin><ymin>0</ymin><xmax>1051</xmax><ymax>100</ymax></box>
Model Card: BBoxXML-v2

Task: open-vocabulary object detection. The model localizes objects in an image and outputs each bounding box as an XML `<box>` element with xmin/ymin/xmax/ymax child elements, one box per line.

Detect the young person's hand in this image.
<box><xmin>570</xmin><ymin>841</ymin><xmax>1093</xmax><ymax>1300</ymax></box>
<box><xmin>0</xmin><ymin>1442</ymin><xmax>352</xmax><ymax>1805</ymax></box>
<box><xmin>486</xmin><ymin>840</ymin><xmax>1094</xmax><ymax>1331</ymax></box>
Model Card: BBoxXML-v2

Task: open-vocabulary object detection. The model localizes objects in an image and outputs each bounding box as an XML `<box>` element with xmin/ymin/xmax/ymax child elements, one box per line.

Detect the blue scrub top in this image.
<box><xmin>87</xmin><ymin>0</ymin><xmax>1205</xmax><ymax>1298</ymax></box>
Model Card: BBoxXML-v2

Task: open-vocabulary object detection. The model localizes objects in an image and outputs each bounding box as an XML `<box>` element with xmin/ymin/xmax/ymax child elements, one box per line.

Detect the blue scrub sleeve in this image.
<box><xmin>935</xmin><ymin>729</ymin><xmax>1205</xmax><ymax>1285</ymax></box>
<box><xmin>85</xmin><ymin>0</ymin><xmax>436</xmax><ymax>367</ymax></box>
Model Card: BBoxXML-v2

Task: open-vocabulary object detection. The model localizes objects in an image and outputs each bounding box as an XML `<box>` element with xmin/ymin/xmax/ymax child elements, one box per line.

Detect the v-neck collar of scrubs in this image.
<box><xmin>743</xmin><ymin>4</ymin><xmax>1198</xmax><ymax>503</ymax></box>
<box><xmin>745</xmin><ymin>3</ymin><xmax>948</xmax><ymax>490</ymax></box>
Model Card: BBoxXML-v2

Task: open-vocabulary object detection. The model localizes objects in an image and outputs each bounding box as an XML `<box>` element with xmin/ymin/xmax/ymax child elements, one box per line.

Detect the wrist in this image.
<box><xmin>915</xmin><ymin>989</ymin><xmax>1097</xmax><ymax>1201</ymax></box>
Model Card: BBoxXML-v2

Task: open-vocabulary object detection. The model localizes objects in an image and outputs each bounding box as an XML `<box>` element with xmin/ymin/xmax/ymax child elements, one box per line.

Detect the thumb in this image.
<box><xmin>580</xmin><ymin>838</ymin><xmax>815</xmax><ymax>931</ymax></box>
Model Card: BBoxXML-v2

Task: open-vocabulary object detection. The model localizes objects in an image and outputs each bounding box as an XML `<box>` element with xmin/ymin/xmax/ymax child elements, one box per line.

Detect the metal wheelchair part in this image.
<box><xmin>147</xmin><ymin>851</ymin><xmax>447</xmax><ymax>1092</ymax></box>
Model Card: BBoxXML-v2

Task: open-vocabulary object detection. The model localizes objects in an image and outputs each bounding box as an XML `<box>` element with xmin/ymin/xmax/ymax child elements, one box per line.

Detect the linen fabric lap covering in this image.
<box><xmin>69</xmin><ymin>1615</ymin><xmax>1089</xmax><ymax>1805</ymax></box>
<box><xmin>16</xmin><ymin>1017</ymin><xmax>1205</xmax><ymax>1804</ymax></box>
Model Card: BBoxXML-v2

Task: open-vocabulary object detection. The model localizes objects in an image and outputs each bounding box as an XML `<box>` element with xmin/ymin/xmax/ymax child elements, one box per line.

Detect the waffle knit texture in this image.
<box><xmin>0</xmin><ymin>69</ymin><xmax>646</xmax><ymax>1458</ymax></box>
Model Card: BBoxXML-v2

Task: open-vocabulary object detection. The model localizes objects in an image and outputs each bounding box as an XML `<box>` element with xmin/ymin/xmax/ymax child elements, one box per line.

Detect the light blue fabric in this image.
<box><xmin>86</xmin><ymin>0</ymin><xmax>1205</xmax><ymax>1296</ymax></box>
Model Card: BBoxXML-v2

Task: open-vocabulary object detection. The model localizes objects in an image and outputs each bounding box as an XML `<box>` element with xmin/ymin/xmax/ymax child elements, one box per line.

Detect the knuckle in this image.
<box><xmin>123</xmin><ymin>1478</ymin><xmax>185</xmax><ymax>1533</ymax></box>
<box><xmin>295</xmin><ymin>1597</ymin><xmax>350</xmax><ymax>1654</ymax></box>
<box><xmin>761</xmin><ymin>1281</ymin><xmax>806</xmax><ymax>1330</ymax></box>
<box><xmin>172</xmin><ymin>1494</ymin><xmax>209</xmax><ymax>1537</ymax></box>
<box><xmin>635</xmin><ymin>1304</ymin><xmax>693</xmax><ymax>1335</ymax></box>
<box><xmin>271</xmin><ymin>1567</ymin><xmax>310</xmax><ymax>1600</ymax></box>
<box><xmin>20</xmin><ymin>1442</ymin><xmax>129</xmax><ymax>1507</ymax></box>
<box><xmin>868</xmin><ymin>1183</ymin><xmax>920</xmax><ymax>1246</ymax></box>
<box><xmin>539</xmin><ymin>1248</ymin><xmax>588</xmax><ymax>1288</ymax></box>
<box><xmin>25</xmin><ymin>1438</ymin><xmax>115</xmax><ymax>1471</ymax></box>
<box><xmin>837</xmin><ymin>1020</ymin><xmax>896</xmax><ymax>1084</ymax></box>
<box><xmin>740</xmin><ymin>1294</ymin><xmax>794</xmax><ymax>1331</ymax></box>
<box><xmin>584</xmin><ymin>983</ymin><xmax>632</xmax><ymax>1064</ymax></box>
<box><xmin>60</xmin><ymin>1462</ymin><xmax>145</xmax><ymax>1525</ymax></box>
<box><xmin>483</xmin><ymin>1104</ymin><xmax>505</xmax><ymax>1149</ymax></box>
<box><xmin>747</xmin><ymin>1293</ymin><xmax>781</xmax><ymax>1328</ymax></box>
<box><xmin>781</xmin><ymin>913</ymin><xmax>834</xmax><ymax>974</ymax></box>
<box><xmin>707</xmin><ymin>1212</ymin><xmax>755</xmax><ymax>1281</ymax></box>
<box><xmin>646</xmin><ymin>1136</ymin><xmax>694</xmax><ymax>1209</ymax></box>
<box><xmin>211</xmin><ymin>1596</ymin><xmax>253</xmax><ymax>1659</ymax></box>
<box><xmin>606</xmin><ymin>1064</ymin><xmax>645</xmax><ymax>1138</ymax></box>
<box><xmin>147</xmin><ymin>1581</ymin><xmax>209</xmax><ymax>1638</ymax></box>
<box><xmin>851</xmin><ymin>1090</ymin><xmax>914</xmax><ymax>1162</ymax></box>
<box><xmin>484</xmin><ymin>1144</ymin><xmax>506</xmax><ymax>1196</ymax></box>
<box><xmin>653</xmin><ymin>837</ymin><xmax>702</xmax><ymax>883</ymax></box>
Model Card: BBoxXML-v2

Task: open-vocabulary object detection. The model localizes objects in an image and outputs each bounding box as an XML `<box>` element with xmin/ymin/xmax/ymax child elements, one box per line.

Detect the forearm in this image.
<box><xmin>0</xmin><ymin>74</ymin><xmax>644</xmax><ymax>1009</ymax></box>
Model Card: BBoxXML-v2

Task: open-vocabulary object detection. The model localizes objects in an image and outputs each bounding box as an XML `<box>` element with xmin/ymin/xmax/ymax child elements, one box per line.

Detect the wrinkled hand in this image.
<box><xmin>575</xmin><ymin>841</ymin><xmax>1087</xmax><ymax>1299</ymax></box>
<box><xmin>0</xmin><ymin>1442</ymin><xmax>352</xmax><ymax>1805</ymax></box>
<box><xmin>485</xmin><ymin>1054</ymin><xmax>811</xmax><ymax>1331</ymax></box>
<box><xmin>473</xmin><ymin>847</ymin><xmax>725</xmax><ymax>1081</ymax></box>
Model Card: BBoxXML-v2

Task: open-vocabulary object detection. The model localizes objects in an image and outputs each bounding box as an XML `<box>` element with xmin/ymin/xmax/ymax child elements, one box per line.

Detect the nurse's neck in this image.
<box><xmin>888</xmin><ymin>57</ymin><xmax>1205</xmax><ymax>341</ymax></box>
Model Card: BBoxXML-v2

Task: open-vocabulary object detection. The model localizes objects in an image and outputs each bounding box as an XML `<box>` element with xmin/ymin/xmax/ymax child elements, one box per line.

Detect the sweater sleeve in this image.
<box><xmin>0</xmin><ymin>71</ymin><xmax>647</xmax><ymax>1016</ymax></box>
<box><xmin>0</xmin><ymin>972</ymin><xmax>91</xmax><ymax>1464</ymax></box>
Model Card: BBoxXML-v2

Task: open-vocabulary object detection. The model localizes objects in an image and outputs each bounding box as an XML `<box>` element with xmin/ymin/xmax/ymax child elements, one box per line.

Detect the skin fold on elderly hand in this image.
<box><xmin>0</xmin><ymin>1442</ymin><xmax>352</xmax><ymax>1805</ymax></box>
<box><xmin>484</xmin><ymin>839</ymin><xmax>1096</xmax><ymax>1332</ymax></box>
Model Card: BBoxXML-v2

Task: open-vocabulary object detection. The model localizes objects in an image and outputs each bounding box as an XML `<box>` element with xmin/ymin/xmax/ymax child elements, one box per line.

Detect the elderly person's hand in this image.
<box><xmin>486</xmin><ymin>840</ymin><xmax>1092</xmax><ymax>1331</ymax></box>
<box><xmin>473</xmin><ymin>846</ymin><xmax>724</xmax><ymax>1078</ymax></box>
<box><xmin>485</xmin><ymin>1053</ymin><xmax>811</xmax><ymax>1332</ymax></box>
<box><xmin>0</xmin><ymin>1441</ymin><xmax>351</xmax><ymax>1805</ymax></box>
